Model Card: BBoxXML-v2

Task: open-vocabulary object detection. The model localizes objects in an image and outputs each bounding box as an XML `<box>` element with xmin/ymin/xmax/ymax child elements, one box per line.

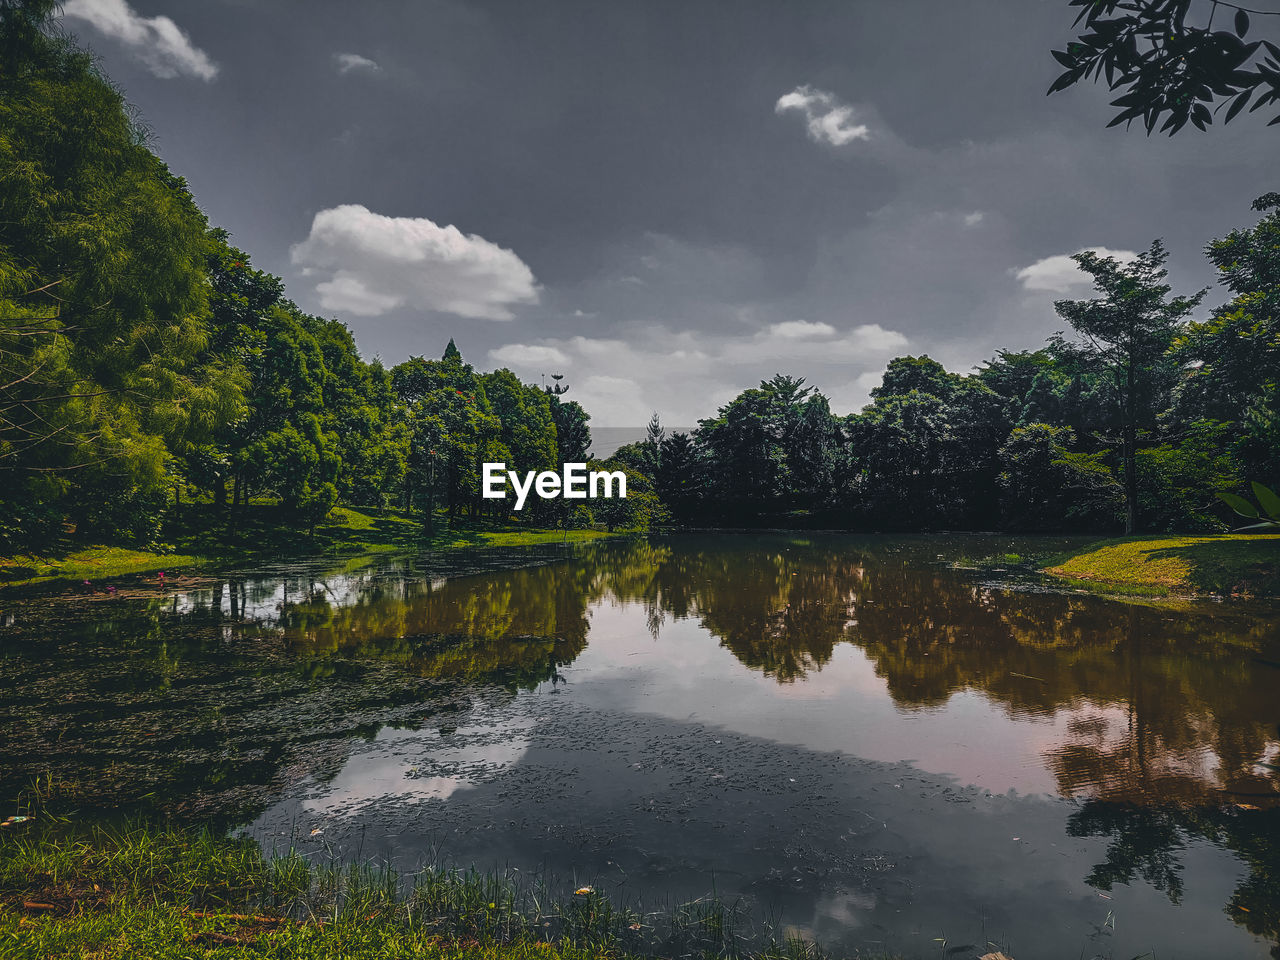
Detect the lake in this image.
<box><xmin>2</xmin><ymin>534</ymin><xmax>1278</xmax><ymax>958</ymax></box>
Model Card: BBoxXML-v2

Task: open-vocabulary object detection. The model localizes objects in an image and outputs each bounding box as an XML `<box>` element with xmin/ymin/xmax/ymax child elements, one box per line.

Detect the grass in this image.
<box><xmin>951</xmin><ymin>552</ymin><xmax>1027</xmax><ymax>570</ymax></box>
<box><xmin>0</xmin><ymin>817</ymin><xmax>831</xmax><ymax>960</ymax></box>
<box><xmin>0</xmin><ymin>503</ymin><xmax>613</xmax><ymax>586</ymax></box>
<box><xmin>1043</xmin><ymin>533</ymin><xmax>1280</xmax><ymax>597</ymax></box>
<box><xmin>0</xmin><ymin>545</ymin><xmax>201</xmax><ymax>584</ymax></box>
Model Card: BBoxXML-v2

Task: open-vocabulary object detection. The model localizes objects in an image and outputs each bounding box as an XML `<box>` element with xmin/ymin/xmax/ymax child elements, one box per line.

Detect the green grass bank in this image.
<box><xmin>0</xmin><ymin>503</ymin><xmax>612</xmax><ymax>586</ymax></box>
<box><xmin>1044</xmin><ymin>532</ymin><xmax>1280</xmax><ymax>597</ymax></box>
<box><xmin>0</xmin><ymin>820</ymin><xmax>829</xmax><ymax>960</ymax></box>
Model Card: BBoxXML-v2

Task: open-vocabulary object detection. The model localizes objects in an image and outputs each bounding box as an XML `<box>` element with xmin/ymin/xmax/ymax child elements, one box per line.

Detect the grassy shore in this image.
<box><xmin>1043</xmin><ymin>533</ymin><xmax>1280</xmax><ymax>597</ymax></box>
<box><xmin>0</xmin><ymin>503</ymin><xmax>612</xmax><ymax>586</ymax></box>
<box><xmin>0</xmin><ymin>820</ymin><xmax>823</xmax><ymax>960</ymax></box>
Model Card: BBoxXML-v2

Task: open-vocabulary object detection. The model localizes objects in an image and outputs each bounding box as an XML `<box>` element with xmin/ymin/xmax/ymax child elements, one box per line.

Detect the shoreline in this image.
<box><xmin>0</xmin><ymin>820</ymin><xmax>828</xmax><ymax>960</ymax></box>
<box><xmin>1040</xmin><ymin>532</ymin><xmax>1280</xmax><ymax>599</ymax></box>
<box><xmin>0</xmin><ymin>503</ymin><xmax>614</xmax><ymax>588</ymax></box>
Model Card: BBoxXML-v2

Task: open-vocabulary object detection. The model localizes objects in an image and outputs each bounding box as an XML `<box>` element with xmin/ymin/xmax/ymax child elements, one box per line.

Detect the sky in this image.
<box><xmin>57</xmin><ymin>0</ymin><xmax>1280</xmax><ymax>426</ymax></box>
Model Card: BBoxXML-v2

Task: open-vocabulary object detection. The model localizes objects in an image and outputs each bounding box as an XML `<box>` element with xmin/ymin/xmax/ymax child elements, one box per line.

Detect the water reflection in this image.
<box><xmin>251</xmin><ymin>537</ymin><xmax>1280</xmax><ymax>809</ymax></box>
<box><xmin>3</xmin><ymin>534</ymin><xmax>1279</xmax><ymax>957</ymax></box>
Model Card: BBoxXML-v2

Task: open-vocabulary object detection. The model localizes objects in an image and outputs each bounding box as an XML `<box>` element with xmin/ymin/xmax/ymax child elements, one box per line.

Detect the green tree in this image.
<box><xmin>481</xmin><ymin>368</ymin><xmax>558</xmax><ymax>479</ymax></box>
<box><xmin>697</xmin><ymin>374</ymin><xmax>839</xmax><ymax>520</ymax></box>
<box><xmin>655</xmin><ymin>431</ymin><xmax>705</xmax><ymax>522</ymax></box>
<box><xmin>997</xmin><ymin>423</ymin><xmax>1123</xmax><ymax>531</ymax></box>
<box><xmin>548</xmin><ymin>395</ymin><xmax>592</xmax><ymax>462</ymax></box>
<box><xmin>1175</xmin><ymin>194</ymin><xmax>1280</xmax><ymax>483</ymax></box>
<box><xmin>588</xmin><ymin>458</ymin><xmax>664</xmax><ymax>532</ymax></box>
<box><xmin>1053</xmin><ymin>241</ymin><xmax>1206</xmax><ymax>532</ymax></box>
<box><xmin>394</xmin><ymin>344</ymin><xmax>500</xmax><ymax>523</ymax></box>
<box><xmin>0</xmin><ymin>1</ymin><xmax>240</xmax><ymax>544</ymax></box>
<box><xmin>847</xmin><ymin>359</ymin><xmax>1008</xmax><ymax>529</ymax></box>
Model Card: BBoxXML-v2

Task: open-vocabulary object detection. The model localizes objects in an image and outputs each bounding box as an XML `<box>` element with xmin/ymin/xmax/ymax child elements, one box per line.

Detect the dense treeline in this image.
<box><xmin>0</xmin><ymin>2</ymin><xmax>628</xmax><ymax>551</ymax></box>
<box><xmin>617</xmin><ymin>208</ymin><xmax>1279</xmax><ymax>534</ymax></box>
<box><xmin>2</xmin><ymin>1</ymin><xmax>1276</xmax><ymax>549</ymax></box>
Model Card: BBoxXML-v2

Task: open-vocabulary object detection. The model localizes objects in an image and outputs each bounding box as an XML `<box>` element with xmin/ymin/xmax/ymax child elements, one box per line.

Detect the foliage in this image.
<box><xmin>997</xmin><ymin>424</ymin><xmax>1123</xmax><ymax>531</ymax></box>
<box><xmin>1218</xmin><ymin>479</ymin><xmax>1280</xmax><ymax>529</ymax></box>
<box><xmin>1136</xmin><ymin>420</ymin><xmax>1241</xmax><ymax>530</ymax></box>
<box><xmin>1175</xmin><ymin>194</ymin><xmax>1280</xmax><ymax>482</ymax></box>
<box><xmin>1049</xmin><ymin>0</ymin><xmax>1280</xmax><ymax>133</ymax></box>
<box><xmin>0</xmin><ymin>3</ymin><xmax>239</xmax><ymax>545</ymax></box>
<box><xmin>846</xmin><ymin>367</ymin><xmax>1008</xmax><ymax>529</ymax></box>
<box><xmin>1053</xmin><ymin>241</ymin><xmax>1206</xmax><ymax>532</ymax></box>
<box><xmin>587</xmin><ymin>459</ymin><xmax>665</xmax><ymax>532</ymax></box>
<box><xmin>697</xmin><ymin>375</ymin><xmax>840</xmax><ymax>520</ymax></box>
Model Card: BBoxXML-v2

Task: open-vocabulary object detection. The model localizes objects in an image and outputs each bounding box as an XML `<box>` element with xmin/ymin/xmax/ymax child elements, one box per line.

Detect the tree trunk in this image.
<box><xmin>1122</xmin><ymin>361</ymin><xmax>1137</xmax><ymax>535</ymax></box>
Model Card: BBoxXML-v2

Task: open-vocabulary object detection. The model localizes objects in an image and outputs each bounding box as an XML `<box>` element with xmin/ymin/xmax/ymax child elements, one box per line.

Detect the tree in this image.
<box><xmin>1175</xmin><ymin>194</ymin><xmax>1280</xmax><ymax>482</ymax></box>
<box><xmin>589</xmin><ymin>458</ymin><xmax>664</xmax><ymax>532</ymax></box>
<box><xmin>0</xmin><ymin>1</ymin><xmax>241</xmax><ymax>545</ymax></box>
<box><xmin>548</xmin><ymin>395</ymin><xmax>592</xmax><ymax>463</ymax></box>
<box><xmin>482</xmin><ymin>368</ymin><xmax>558</xmax><ymax>478</ymax></box>
<box><xmin>1053</xmin><ymin>241</ymin><xmax>1206</xmax><ymax>532</ymax></box>
<box><xmin>1049</xmin><ymin>0</ymin><xmax>1280</xmax><ymax>133</ymax></box>
<box><xmin>997</xmin><ymin>423</ymin><xmax>1123</xmax><ymax>531</ymax></box>
<box><xmin>697</xmin><ymin>374</ymin><xmax>839</xmax><ymax>520</ymax></box>
<box><xmin>847</xmin><ymin>358</ymin><xmax>1009</xmax><ymax>529</ymax></box>
<box><xmin>394</xmin><ymin>345</ymin><xmax>501</xmax><ymax>523</ymax></box>
<box><xmin>655</xmin><ymin>431</ymin><xmax>705</xmax><ymax>522</ymax></box>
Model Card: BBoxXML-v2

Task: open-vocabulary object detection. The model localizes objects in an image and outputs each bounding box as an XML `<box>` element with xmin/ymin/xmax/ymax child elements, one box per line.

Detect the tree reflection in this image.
<box><xmin>608</xmin><ymin>540</ymin><xmax>1280</xmax><ymax>810</ymax></box>
<box><xmin>1069</xmin><ymin>802</ymin><xmax>1280</xmax><ymax>958</ymax></box>
<box><xmin>278</xmin><ymin>565</ymin><xmax>596</xmax><ymax>691</ymax></box>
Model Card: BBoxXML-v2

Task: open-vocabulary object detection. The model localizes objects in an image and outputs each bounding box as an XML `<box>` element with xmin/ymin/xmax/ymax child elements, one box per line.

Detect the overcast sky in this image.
<box><xmin>58</xmin><ymin>0</ymin><xmax>1278</xmax><ymax>425</ymax></box>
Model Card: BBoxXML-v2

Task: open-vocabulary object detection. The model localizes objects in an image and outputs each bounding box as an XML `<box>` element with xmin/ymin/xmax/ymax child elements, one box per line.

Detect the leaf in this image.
<box><xmin>1251</xmin><ymin>481</ymin><xmax>1280</xmax><ymax>520</ymax></box>
<box><xmin>1232</xmin><ymin>519</ymin><xmax>1280</xmax><ymax>531</ymax></box>
<box><xmin>1235</xmin><ymin>8</ymin><xmax>1249</xmax><ymax>38</ymax></box>
<box><xmin>1048</xmin><ymin>70</ymin><xmax>1082</xmax><ymax>95</ymax></box>
<box><xmin>1223</xmin><ymin>88</ymin><xmax>1253</xmax><ymax>123</ymax></box>
<box><xmin>1217</xmin><ymin>491</ymin><xmax>1259</xmax><ymax>518</ymax></box>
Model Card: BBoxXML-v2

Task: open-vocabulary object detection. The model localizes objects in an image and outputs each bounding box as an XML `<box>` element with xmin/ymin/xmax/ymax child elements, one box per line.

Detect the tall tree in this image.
<box><xmin>1053</xmin><ymin>241</ymin><xmax>1206</xmax><ymax>532</ymax></box>
<box><xmin>548</xmin><ymin>395</ymin><xmax>592</xmax><ymax>463</ymax></box>
<box><xmin>1175</xmin><ymin>194</ymin><xmax>1280</xmax><ymax>482</ymax></box>
<box><xmin>697</xmin><ymin>374</ymin><xmax>839</xmax><ymax>520</ymax></box>
<box><xmin>394</xmin><ymin>345</ymin><xmax>500</xmax><ymax>522</ymax></box>
<box><xmin>0</xmin><ymin>0</ymin><xmax>240</xmax><ymax>544</ymax></box>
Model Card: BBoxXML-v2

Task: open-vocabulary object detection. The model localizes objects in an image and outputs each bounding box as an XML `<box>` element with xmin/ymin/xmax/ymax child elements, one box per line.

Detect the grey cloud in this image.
<box><xmin>70</xmin><ymin>0</ymin><xmax>1273</xmax><ymax>423</ymax></box>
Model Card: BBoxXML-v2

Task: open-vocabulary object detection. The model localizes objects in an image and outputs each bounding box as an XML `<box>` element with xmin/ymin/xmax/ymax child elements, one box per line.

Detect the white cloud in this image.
<box><xmin>63</xmin><ymin>0</ymin><xmax>218</xmax><ymax>80</ymax></box>
<box><xmin>489</xmin><ymin>344</ymin><xmax>569</xmax><ymax>368</ymax></box>
<box><xmin>488</xmin><ymin>322</ymin><xmax>907</xmax><ymax>424</ymax></box>
<box><xmin>963</xmin><ymin>211</ymin><xmax>985</xmax><ymax>227</ymax></box>
<box><xmin>768</xmin><ymin>320</ymin><xmax>837</xmax><ymax>339</ymax></box>
<box><xmin>335</xmin><ymin>52</ymin><xmax>380</xmax><ymax>75</ymax></box>
<box><xmin>290</xmin><ymin>204</ymin><xmax>539</xmax><ymax>320</ymax></box>
<box><xmin>775</xmin><ymin>85</ymin><xmax>869</xmax><ymax>146</ymax></box>
<box><xmin>1014</xmin><ymin>247</ymin><xmax>1138</xmax><ymax>294</ymax></box>
<box><xmin>723</xmin><ymin>323</ymin><xmax>905</xmax><ymax>363</ymax></box>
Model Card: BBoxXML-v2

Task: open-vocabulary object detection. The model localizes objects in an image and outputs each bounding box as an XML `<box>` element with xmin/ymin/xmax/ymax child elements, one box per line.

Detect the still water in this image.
<box><xmin>2</xmin><ymin>534</ymin><xmax>1279</xmax><ymax>958</ymax></box>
